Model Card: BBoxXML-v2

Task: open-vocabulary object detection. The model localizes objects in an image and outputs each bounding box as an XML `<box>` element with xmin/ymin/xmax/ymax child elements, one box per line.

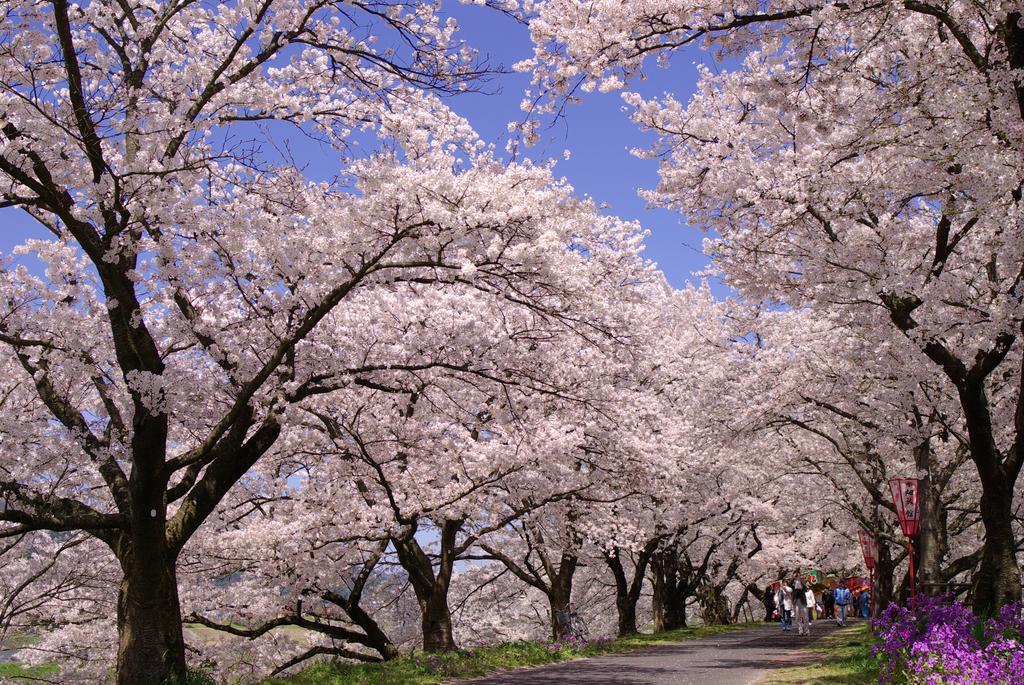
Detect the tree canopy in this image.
<box><xmin>0</xmin><ymin>0</ymin><xmax>1021</xmax><ymax>682</ymax></box>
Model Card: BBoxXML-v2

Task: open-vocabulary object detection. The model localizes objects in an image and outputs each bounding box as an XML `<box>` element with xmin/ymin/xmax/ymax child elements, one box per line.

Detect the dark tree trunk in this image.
<box><xmin>697</xmin><ymin>581</ymin><xmax>732</xmax><ymax>625</ymax></box>
<box><xmin>917</xmin><ymin>475</ymin><xmax>948</xmax><ymax>596</ymax></box>
<box><xmin>114</xmin><ymin>428</ymin><xmax>187</xmax><ymax>685</ymax></box>
<box><xmin>604</xmin><ymin>547</ymin><xmax>649</xmax><ymax>637</ymax></box>
<box><xmin>419</xmin><ymin>589</ymin><xmax>456</xmax><ymax>653</ymax></box>
<box><xmin>732</xmin><ymin>583</ymin><xmax>761</xmax><ymax>624</ymax></box>
<box><xmin>547</xmin><ymin>573</ymin><xmax>574</xmax><ymax>640</ymax></box>
<box><xmin>894</xmin><ymin>533</ymin><xmax>927</xmax><ymax>606</ymax></box>
<box><xmin>913</xmin><ymin>440</ymin><xmax>949</xmax><ymax>597</ymax></box>
<box><xmin>616</xmin><ymin>594</ymin><xmax>638</xmax><ymax>636</ymax></box>
<box><xmin>957</xmin><ymin>377</ymin><xmax>1023</xmax><ymax>614</ymax></box>
<box><xmin>885</xmin><ymin>299</ymin><xmax>1023</xmax><ymax>614</ymax></box>
<box><xmin>873</xmin><ymin>537</ymin><xmax>896</xmax><ymax>616</ymax></box>
<box><xmin>698</xmin><ymin>538</ymin><xmax>756</xmax><ymax>626</ymax></box>
<box><xmin>652</xmin><ymin>581</ymin><xmax>687</xmax><ymax>630</ymax></box>
<box><xmin>483</xmin><ymin>539</ymin><xmax>585</xmax><ymax>641</ymax></box>
<box><xmin>894</xmin><ymin>547</ymin><xmax>913</xmax><ymax>606</ymax></box>
<box><xmin>323</xmin><ymin>543</ymin><xmax>399</xmax><ymax>661</ymax></box>
<box><xmin>973</xmin><ymin>482</ymin><xmax>1022</xmax><ymax>614</ymax></box>
<box><xmin>116</xmin><ymin>537</ymin><xmax>185</xmax><ymax>685</ymax></box>
<box><xmin>536</xmin><ymin>550</ymin><xmax>579</xmax><ymax>640</ymax></box>
<box><xmin>190</xmin><ymin>539</ymin><xmax>399</xmax><ymax>667</ymax></box>
<box><xmin>1003</xmin><ymin>12</ymin><xmax>1024</xmax><ymax>119</ymax></box>
<box><xmin>650</xmin><ymin>548</ymin><xmax>687</xmax><ymax>631</ymax></box>
<box><xmin>938</xmin><ymin>546</ymin><xmax>983</xmax><ymax>606</ymax></box>
<box><xmin>606</xmin><ymin>551</ymin><xmax>634</xmax><ymax>635</ymax></box>
<box><xmin>393</xmin><ymin>518</ymin><xmax>461</xmax><ymax>653</ymax></box>
<box><xmin>344</xmin><ymin>602</ymin><xmax>399</xmax><ymax>661</ymax></box>
<box><xmin>343</xmin><ymin>542</ymin><xmax>398</xmax><ymax>659</ymax></box>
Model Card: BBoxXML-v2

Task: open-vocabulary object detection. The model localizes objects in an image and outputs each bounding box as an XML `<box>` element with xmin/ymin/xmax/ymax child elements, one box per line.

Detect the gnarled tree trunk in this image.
<box><xmin>973</xmin><ymin>481</ymin><xmax>1021</xmax><ymax>614</ymax></box>
<box><xmin>650</xmin><ymin>546</ymin><xmax>687</xmax><ymax>631</ymax></box>
<box><xmin>479</xmin><ymin>522</ymin><xmax>585</xmax><ymax>641</ymax></box>
<box><xmin>419</xmin><ymin>588</ymin><xmax>456</xmax><ymax>653</ymax></box>
<box><xmin>958</xmin><ymin>373</ymin><xmax>1023</xmax><ymax>614</ymax></box>
<box><xmin>886</xmin><ymin>298</ymin><xmax>1023</xmax><ymax>614</ymax></box>
<box><xmin>917</xmin><ymin>478</ymin><xmax>948</xmax><ymax>597</ymax></box>
<box><xmin>913</xmin><ymin>438</ymin><xmax>950</xmax><ymax>597</ymax></box>
<box><xmin>547</xmin><ymin>566</ymin><xmax>576</xmax><ymax>640</ymax></box>
<box><xmin>116</xmin><ymin>533</ymin><xmax>185</xmax><ymax>685</ymax></box>
<box><xmin>604</xmin><ymin>544</ymin><xmax>655</xmax><ymax>636</ymax></box>
<box><xmin>697</xmin><ymin>580</ymin><xmax>732</xmax><ymax>625</ymax></box>
<box><xmin>393</xmin><ymin>518</ymin><xmax>461</xmax><ymax>653</ymax></box>
<box><xmin>872</xmin><ymin>536</ymin><xmax>896</xmax><ymax>617</ymax></box>
<box><xmin>615</xmin><ymin>592</ymin><xmax>639</xmax><ymax>636</ymax></box>
<box><xmin>342</xmin><ymin>601</ymin><xmax>399</xmax><ymax>661</ymax></box>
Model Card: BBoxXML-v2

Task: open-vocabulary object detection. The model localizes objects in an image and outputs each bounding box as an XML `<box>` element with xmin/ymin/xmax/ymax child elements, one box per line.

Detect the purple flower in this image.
<box><xmin>875</xmin><ymin>597</ymin><xmax>1024</xmax><ymax>684</ymax></box>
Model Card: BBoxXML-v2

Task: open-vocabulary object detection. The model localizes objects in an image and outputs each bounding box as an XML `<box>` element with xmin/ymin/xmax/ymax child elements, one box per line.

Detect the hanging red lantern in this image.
<box><xmin>858</xmin><ymin>529</ymin><xmax>877</xmax><ymax>571</ymax></box>
<box><xmin>888</xmin><ymin>477</ymin><xmax>920</xmax><ymax>600</ymax></box>
<box><xmin>889</xmin><ymin>477</ymin><xmax>921</xmax><ymax>537</ymax></box>
<box><xmin>858</xmin><ymin>529</ymin><xmax>878</xmax><ymax>620</ymax></box>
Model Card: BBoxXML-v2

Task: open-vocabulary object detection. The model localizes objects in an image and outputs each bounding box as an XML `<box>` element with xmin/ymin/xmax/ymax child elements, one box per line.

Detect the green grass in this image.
<box><xmin>265</xmin><ymin>623</ymin><xmax>755</xmax><ymax>685</ymax></box>
<box><xmin>0</xmin><ymin>661</ymin><xmax>61</xmax><ymax>679</ymax></box>
<box><xmin>0</xmin><ymin>632</ymin><xmax>60</xmax><ymax>681</ymax></box>
<box><xmin>758</xmin><ymin>622</ymin><xmax>879</xmax><ymax>685</ymax></box>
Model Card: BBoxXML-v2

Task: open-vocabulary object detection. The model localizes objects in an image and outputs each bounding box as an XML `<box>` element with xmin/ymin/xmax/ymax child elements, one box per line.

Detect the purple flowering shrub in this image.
<box><xmin>546</xmin><ymin>633</ymin><xmax>612</xmax><ymax>653</ymax></box>
<box><xmin>412</xmin><ymin>652</ymin><xmax>462</xmax><ymax>675</ymax></box>
<box><xmin>874</xmin><ymin>594</ymin><xmax>1024</xmax><ymax>684</ymax></box>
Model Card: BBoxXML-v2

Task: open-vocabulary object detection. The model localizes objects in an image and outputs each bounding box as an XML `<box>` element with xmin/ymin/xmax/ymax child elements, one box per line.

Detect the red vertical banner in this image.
<box><xmin>889</xmin><ymin>477</ymin><xmax>921</xmax><ymax>600</ymax></box>
<box><xmin>889</xmin><ymin>478</ymin><xmax>921</xmax><ymax>537</ymax></box>
<box><xmin>858</xmin><ymin>530</ymin><xmax>877</xmax><ymax>570</ymax></box>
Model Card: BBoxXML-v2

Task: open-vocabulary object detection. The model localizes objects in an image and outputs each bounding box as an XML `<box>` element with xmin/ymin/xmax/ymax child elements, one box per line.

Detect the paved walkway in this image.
<box><xmin>465</xmin><ymin>621</ymin><xmax>844</xmax><ymax>685</ymax></box>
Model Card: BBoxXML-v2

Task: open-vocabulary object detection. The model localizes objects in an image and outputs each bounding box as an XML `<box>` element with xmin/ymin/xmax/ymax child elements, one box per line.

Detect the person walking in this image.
<box><xmin>792</xmin><ymin>579</ymin><xmax>810</xmax><ymax>636</ymax></box>
<box><xmin>834</xmin><ymin>579</ymin><xmax>852</xmax><ymax>627</ymax></box>
<box><xmin>805</xmin><ymin>584</ymin><xmax>816</xmax><ymax>626</ymax></box>
<box><xmin>763</xmin><ymin>585</ymin><xmax>776</xmax><ymax>622</ymax></box>
<box><xmin>776</xmin><ymin>582</ymin><xmax>794</xmax><ymax>631</ymax></box>
<box><xmin>822</xmin><ymin>586</ymin><xmax>834</xmax><ymax>619</ymax></box>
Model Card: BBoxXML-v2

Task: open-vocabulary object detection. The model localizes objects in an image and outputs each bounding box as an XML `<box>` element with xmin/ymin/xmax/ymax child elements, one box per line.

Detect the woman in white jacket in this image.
<box><xmin>776</xmin><ymin>583</ymin><xmax>794</xmax><ymax>631</ymax></box>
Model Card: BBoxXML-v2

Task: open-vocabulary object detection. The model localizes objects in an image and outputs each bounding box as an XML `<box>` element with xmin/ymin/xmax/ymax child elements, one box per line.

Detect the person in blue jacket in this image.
<box><xmin>833</xmin><ymin>579</ymin><xmax>852</xmax><ymax>626</ymax></box>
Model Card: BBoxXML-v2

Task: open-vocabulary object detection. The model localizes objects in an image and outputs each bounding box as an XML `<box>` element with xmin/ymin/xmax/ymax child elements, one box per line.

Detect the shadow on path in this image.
<box><xmin>463</xmin><ymin>620</ymin><xmax>853</xmax><ymax>685</ymax></box>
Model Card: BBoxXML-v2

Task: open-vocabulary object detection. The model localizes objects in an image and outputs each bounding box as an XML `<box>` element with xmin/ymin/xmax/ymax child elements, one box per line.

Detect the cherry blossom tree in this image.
<box><xmin>0</xmin><ymin>1</ymin><xmax>665</xmax><ymax>680</ymax></box>
<box><xmin>0</xmin><ymin>147</ymin><xmax>651</xmax><ymax>679</ymax></box>
<box><xmin>182</xmin><ymin>515</ymin><xmax>400</xmax><ymax>677</ymax></box>
<box><xmin>745</xmin><ymin>310</ymin><xmax>973</xmax><ymax>592</ymax></box>
<box><xmin>523</xmin><ymin>0</ymin><xmax>1024</xmax><ymax>613</ymax></box>
<box><xmin>599</xmin><ymin>509</ymin><xmax>662</xmax><ymax>636</ymax></box>
<box><xmin>448</xmin><ymin>565</ymin><xmax>553</xmax><ymax>645</ymax></box>
<box><xmin>167</xmin><ymin>252</ymin><xmax>660</xmax><ymax>674</ymax></box>
<box><xmin>477</xmin><ymin>500</ymin><xmax>595</xmax><ymax>641</ymax></box>
<box><xmin>0</xmin><ymin>533</ymin><xmax>112</xmax><ymax>662</ymax></box>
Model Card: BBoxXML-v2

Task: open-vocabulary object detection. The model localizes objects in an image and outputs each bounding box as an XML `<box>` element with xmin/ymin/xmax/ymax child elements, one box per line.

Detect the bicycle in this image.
<box><xmin>554</xmin><ymin>603</ymin><xmax>589</xmax><ymax>641</ymax></box>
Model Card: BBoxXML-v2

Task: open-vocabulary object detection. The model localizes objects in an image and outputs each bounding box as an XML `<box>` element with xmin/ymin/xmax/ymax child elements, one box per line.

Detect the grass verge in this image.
<box><xmin>265</xmin><ymin>623</ymin><xmax>754</xmax><ymax>685</ymax></box>
<box><xmin>0</xmin><ymin>661</ymin><xmax>61</xmax><ymax>679</ymax></box>
<box><xmin>757</xmin><ymin>622</ymin><xmax>879</xmax><ymax>685</ymax></box>
<box><xmin>0</xmin><ymin>633</ymin><xmax>60</xmax><ymax>681</ymax></box>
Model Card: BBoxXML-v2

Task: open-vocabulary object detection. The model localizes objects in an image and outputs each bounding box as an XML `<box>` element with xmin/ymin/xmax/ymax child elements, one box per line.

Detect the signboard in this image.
<box><xmin>772</xmin><ymin>570</ymin><xmax>825</xmax><ymax>590</ymax></box>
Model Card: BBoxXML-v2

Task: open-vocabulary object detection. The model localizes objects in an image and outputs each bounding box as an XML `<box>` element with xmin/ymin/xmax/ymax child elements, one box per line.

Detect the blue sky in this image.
<box><xmin>443</xmin><ymin>4</ymin><xmax>717</xmax><ymax>291</ymax></box>
<box><xmin>1</xmin><ymin>3</ymin><xmax>719</xmax><ymax>292</ymax></box>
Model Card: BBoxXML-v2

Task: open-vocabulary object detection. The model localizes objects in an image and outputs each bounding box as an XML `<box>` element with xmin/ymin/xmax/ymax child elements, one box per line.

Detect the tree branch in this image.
<box><xmin>51</xmin><ymin>0</ymin><xmax>107</xmax><ymax>182</ymax></box>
